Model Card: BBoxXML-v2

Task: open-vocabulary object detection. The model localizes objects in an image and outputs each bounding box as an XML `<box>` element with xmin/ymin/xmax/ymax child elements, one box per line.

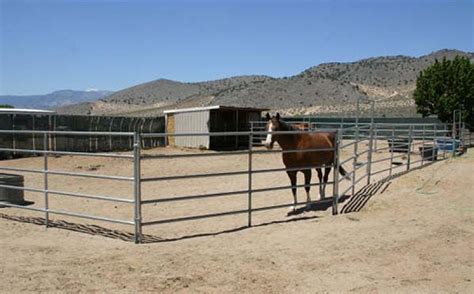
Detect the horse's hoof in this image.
<box><xmin>305</xmin><ymin>203</ymin><xmax>312</xmax><ymax>210</ymax></box>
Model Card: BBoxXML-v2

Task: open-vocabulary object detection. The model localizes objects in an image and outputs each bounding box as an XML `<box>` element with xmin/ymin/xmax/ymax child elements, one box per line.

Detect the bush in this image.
<box><xmin>413</xmin><ymin>56</ymin><xmax>473</xmax><ymax>128</ymax></box>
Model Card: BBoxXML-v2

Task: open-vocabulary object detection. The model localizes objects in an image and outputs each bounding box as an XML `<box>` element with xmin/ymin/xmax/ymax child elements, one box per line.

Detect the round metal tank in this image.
<box><xmin>0</xmin><ymin>173</ymin><xmax>25</xmax><ymax>206</ymax></box>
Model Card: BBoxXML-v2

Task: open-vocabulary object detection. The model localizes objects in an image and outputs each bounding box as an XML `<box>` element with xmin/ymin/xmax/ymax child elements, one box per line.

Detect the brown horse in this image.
<box><xmin>264</xmin><ymin>113</ymin><xmax>349</xmax><ymax>211</ymax></box>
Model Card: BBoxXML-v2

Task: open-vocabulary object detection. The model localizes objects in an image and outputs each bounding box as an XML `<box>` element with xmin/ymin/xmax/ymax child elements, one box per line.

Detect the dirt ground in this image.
<box><xmin>0</xmin><ymin>144</ymin><xmax>472</xmax><ymax>293</ymax></box>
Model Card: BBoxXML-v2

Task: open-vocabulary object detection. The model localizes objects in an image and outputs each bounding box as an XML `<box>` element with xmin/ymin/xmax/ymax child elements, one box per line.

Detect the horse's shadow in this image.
<box><xmin>287</xmin><ymin>195</ymin><xmax>350</xmax><ymax>216</ymax></box>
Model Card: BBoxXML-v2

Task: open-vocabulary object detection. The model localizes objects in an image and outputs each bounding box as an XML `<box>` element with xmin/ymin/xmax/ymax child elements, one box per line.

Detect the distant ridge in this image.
<box><xmin>57</xmin><ymin>49</ymin><xmax>473</xmax><ymax>117</ymax></box>
<box><xmin>1</xmin><ymin>90</ymin><xmax>113</xmax><ymax>110</ymax></box>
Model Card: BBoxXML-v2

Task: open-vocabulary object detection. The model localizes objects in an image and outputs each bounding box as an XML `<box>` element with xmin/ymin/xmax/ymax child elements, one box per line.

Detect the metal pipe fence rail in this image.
<box><xmin>0</xmin><ymin>121</ymin><xmax>470</xmax><ymax>244</ymax></box>
<box><xmin>0</xmin><ymin>130</ymin><xmax>139</xmax><ymax>239</ymax></box>
<box><xmin>137</xmin><ymin>129</ymin><xmax>339</xmax><ymax>242</ymax></box>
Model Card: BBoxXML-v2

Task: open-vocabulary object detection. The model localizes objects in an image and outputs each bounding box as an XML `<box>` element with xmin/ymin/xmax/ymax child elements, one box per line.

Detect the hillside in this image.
<box><xmin>57</xmin><ymin>49</ymin><xmax>473</xmax><ymax>117</ymax></box>
<box><xmin>1</xmin><ymin>90</ymin><xmax>113</xmax><ymax>110</ymax></box>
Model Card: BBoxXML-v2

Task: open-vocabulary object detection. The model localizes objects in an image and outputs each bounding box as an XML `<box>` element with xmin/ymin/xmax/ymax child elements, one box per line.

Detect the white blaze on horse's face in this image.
<box><xmin>265</xmin><ymin>121</ymin><xmax>275</xmax><ymax>149</ymax></box>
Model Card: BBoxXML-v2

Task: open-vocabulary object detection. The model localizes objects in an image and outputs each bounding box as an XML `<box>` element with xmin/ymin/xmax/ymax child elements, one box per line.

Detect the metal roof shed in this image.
<box><xmin>164</xmin><ymin>106</ymin><xmax>268</xmax><ymax>150</ymax></box>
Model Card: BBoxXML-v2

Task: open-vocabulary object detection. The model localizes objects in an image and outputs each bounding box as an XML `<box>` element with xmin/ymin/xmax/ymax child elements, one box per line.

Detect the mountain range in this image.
<box><xmin>0</xmin><ymin>90</ymin><xmax>113</xmax><ymax>110</ymax></box>
<box><xmin>8</xmin><ymin>49</ymin><xmax>474</xmax><ymax>117</ymax></box>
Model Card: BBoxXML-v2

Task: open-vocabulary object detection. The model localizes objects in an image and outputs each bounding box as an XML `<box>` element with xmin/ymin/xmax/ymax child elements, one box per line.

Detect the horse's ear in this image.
<box><xmin>276</xmin><ymin>113</ymin><xmax>280</xmax><ymax>120</ymax></box>
<box><xmin>265</xmin><ymin>113</ymin><xmax>271</xmax><ymax>120</ymax></box>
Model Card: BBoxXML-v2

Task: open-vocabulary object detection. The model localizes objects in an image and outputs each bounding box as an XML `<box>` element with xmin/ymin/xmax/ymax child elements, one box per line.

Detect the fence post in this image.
<box><xmin>332</xmin><ymin>130</ymin><xmax>340</xmax><ymax>215</ymax></box>
<box><xmin>133</xmin><ymin>132</ymin><xmax>142</xmax><ymax>244</ymax></box>
<box><xmin>248</xmin><ymin>132</ymin><xmax>253</xmax><ymax>227</ymax></box>
<box><xmin>374</xmin><ymin>128</ymin><xmax>378</xmax><ymax>152</ymax></box>
<box><xmin>452</xmin><ymin>121</ymin><xmax>456</xmax><ymax>157</ymax></box>
<box><xmin>407</xmin><ymin>126</ymin><xmax>412</xmax><ymax>171</ymax></box>
<box><xmin>432</xmin><ymin>125</ymin><xmax>436</xmax><ymax>162</ymax></box>
<box><xmin>389</xmin><ymin>126</ymin><xmax>394</xmax><ymax>177</ymax></box>
<box><xmin>366</xmin><ymin>119</ymin><xmax>374</xmax><ymax>185</ymax></box>
<box><xmin>352</xmin><ymin>98</ymin><xmax>360</xmax><ymax>195</ymax></box>
<box><xmin>43</xmin><ymin>133</ymin><xmax>49</xmax><ymax>228</ymax></box>
<box><xmin>421</xmin><ymin>125</ymin><xmax>425</xmax><ymax>166</ymax></box>
<box><xmin>443</xmin><ymin>123</ymin><xmax>447</xmax><ymax>159</ymax></box>
<box><xmin>352</xmin><ymin>125</ymin><xmax>359</xmax><ymax>196</ymax></box>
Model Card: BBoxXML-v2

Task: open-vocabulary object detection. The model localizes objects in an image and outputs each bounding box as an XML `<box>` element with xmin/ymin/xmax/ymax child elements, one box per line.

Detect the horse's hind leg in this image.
<box><xmin>322</xmin><ymin>166</ymin><xmax>331</xmax><ymax>199</ymax></box>
<box><xmin>286</xmin><ymin>171</ymin><xmax>298</xmax><ymax>212</ymax></box>
<box><xmin>316</xmin><ymin>168</ymin><xmax>323</xmax><ymax>199</ymax></box>
<box><xmin>303</xmin><ymin>169</ymin><xmax>312</xmax><ymax>210</ymax></box>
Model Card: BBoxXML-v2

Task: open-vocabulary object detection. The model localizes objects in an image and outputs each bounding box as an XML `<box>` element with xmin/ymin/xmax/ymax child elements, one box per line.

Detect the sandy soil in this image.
<box><xmin>0</xmin><ymin>144</ymin><xmax>472</xmax><ymax>293</ymax></box>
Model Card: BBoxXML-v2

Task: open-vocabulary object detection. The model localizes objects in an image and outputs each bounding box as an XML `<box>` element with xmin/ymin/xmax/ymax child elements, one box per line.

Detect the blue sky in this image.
<box><xmin>0</xmin><ymin>0</ymin><xmax>472</xmax><ymax>95</ymax></box>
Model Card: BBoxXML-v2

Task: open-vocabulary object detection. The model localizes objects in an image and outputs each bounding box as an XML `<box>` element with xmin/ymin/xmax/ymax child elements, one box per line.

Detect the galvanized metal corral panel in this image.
<box><xmin>174</xmin><ymin>110</ymin><xmax>210</xmax><ymax>149</ymax></box>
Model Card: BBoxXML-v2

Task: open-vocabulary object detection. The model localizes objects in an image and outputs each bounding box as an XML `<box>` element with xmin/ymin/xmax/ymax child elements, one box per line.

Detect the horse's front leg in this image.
<box><xmin>303</xmin><ymin>169</ymin><xmax>312</xmax><ymax>210</ymax></box>
<box><xmin>286</xmin><ymin>171</ymin><xmax>297</xmax><ymax>212</ymax></box>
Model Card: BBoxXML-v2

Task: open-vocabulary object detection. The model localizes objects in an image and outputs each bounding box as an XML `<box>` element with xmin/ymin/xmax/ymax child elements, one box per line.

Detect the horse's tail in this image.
<box><xmin>338</xmin><ymin>165</ymin><xmax>351</xmax><ymax>181</ymax></box>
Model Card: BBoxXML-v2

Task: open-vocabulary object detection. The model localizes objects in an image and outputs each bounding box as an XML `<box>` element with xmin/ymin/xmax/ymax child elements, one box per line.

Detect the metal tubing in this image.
<box><xmin>252</xmin><ymin>182</ymin><xmax>331</xmax><ymax>194</ymax></box>
<box><xmin>141</xmin><ymin>129</ymin><xmax>339</xmax><ymax>139</ymax></box>
<box><xmin>141</xmin><ymin>170</ymin><xmax>249</xmax><ymax>182</ymax></box>
<box><xmin>0</xmin><ymin>201</ymin><xmax>133</xmax><ymax>225</ymax></box>
<box><xmin>0</xmin><ymin>182</ymin><xmax>133</xmax><ymax>204</ymax></box>
<box><xmin>0</xmin><ymin>148</ymin><xmax>133</xmax><ymax>158</ymax></box>
<box><xmin>141</xmin><ymin>150</ymin><xmax>249</xmax><ymax>159</ymax></box>
<box><xmin>354</xmin><ymin>161</ymin><xmax>368</xmax><ymax>170</ymax></box>
<box><xmin>142</xmin><ymin>189</ymin><xmax>249</xmax><ymax>205</ymax></box>
<box><xmin>332</xmin><ymin>130</ymin><xmax>340</xmax><ymax>215</ymax></box>
<box><xmin>43</xmin><ymin>134</ymin><xmax>49</xmax><ymax>228</ymax></box>
<box><xmin>366</xmin><ymin>119</ymin><xmax>374</xmax><ymax>185</ymax></box>
<box><xmin>133</xmin><ymin>133</ymin><xmax>143</xmax><ymax>244</ymax></box>
<box><xmin>248</xmin><ymin>132</ymin><xmax>253</xmax><ymax>227</ymax></box>
<box><xmin>0</xmin><ymin>166</ymin><xmax>44</xmax><ymax>174</ymax></box>
<box><xmin>370</xmin><ymin>167</ymin><xmax>394</xmax><ymax>176</ymax></box>
<box><xmin>389</xmin><ymin>127</ymin><xmax>394</xmax><ymax>177</ymax></box>
<box><xmin>46</xmin><ymin>170</ymin><xmax>134</xmax><ymax>181</ymax></box>
<box><xmin>352</xmin><ymin>101</ymin><xmax>359</xmax><ymax>196</ymax></box>
<box><xmin>339</xmin><ymin>155</ymin><xmax>356</xmax><ymax>166</ymax></box>
<box><xmin>252</xmin><ymin>146</ymin><xmax>337</xmax><ymax>154</ymax></box>
<box><xmin>0</xmin><ymin>202</ymin><xmax>46</xmax><ymax>212</ymax></box>
<box><xmin>49</xmin><ymin>190</ymin><xmax>133</xmax><ymax>203</ymax></box>
<box><xmin>421</xmin><ymin>125</ymin><xmax>425</xmax><ymax>166</ymax></box>
<box><xmin>142</xmin><ymin>209</ymin><xmax>249</xmax><ymax>226</ymax></box>
<box><xmin>141</xmin><ymin>162</ymin><xmax>336</xmax><ymax>183</ymax></box>
<box><xmin>0</xmin><ymin>184</ymin><xmax>45</xmax><ymax>193</ymax></box>
<box><xmin>339</xmin><ymin>141</ymin><xmax>357</xmax><ymax>149</ymax></box>
<box><xmin>143</xmin><ymin>196</ymin><xmax>338</xmax><ymax>226</ymax></box>
<box><xmin>370</xmin><ymin>156</ymin><xmax>398</xmax><ymax>165</ymax></box>
<box><xmin>252</xmin><ymin>164</ymin><xmax>335</xmax><ymax>175</ymax></box>
<box><xmin>407</xmin><ymin>126</ymin><xmax>412</xmax><ymax>171</ymax></box>
<box><xmin>0</xmin><ymin>130</ymin><xmax>134</xmax><ymax>136</ymax></box>
<box><xmin>374</xmin><ymin>128</ymin><xmax>378</xmax><ymax>151</ymax></box>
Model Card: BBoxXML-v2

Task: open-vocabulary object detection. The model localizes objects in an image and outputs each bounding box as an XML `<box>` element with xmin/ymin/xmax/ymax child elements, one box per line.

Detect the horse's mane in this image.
<box><xmin>279</xmin><ymin>120</ymin><xmax>298</xmax><ymax>131</ymax></box>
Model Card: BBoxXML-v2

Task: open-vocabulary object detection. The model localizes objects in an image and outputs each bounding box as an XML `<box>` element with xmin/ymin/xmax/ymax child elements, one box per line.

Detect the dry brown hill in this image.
<box><xmin>57</xmin><ymin>49</ymin><xmax>473</xmax><ymax>117</ymax></box>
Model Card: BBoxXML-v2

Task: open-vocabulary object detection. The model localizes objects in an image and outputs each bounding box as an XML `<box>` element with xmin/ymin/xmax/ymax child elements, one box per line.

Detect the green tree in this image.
<box><xmin>413</xmin><ymin>56</ymin><xmax>474</xmax><ymax>129</ymax></box>
<box><xmin>0</xmin><ymin>104</ymin><xmax>14</xmax><ymax>108</ymax></box>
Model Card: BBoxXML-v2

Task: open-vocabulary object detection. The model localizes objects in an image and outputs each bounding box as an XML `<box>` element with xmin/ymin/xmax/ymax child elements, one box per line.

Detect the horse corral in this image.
<box><xmin>0</xmin><ymin>112</ymin><xmax>473</xmax><ymax>292</ymax></box>
<box><xmin>0</xmin><ymin>113</ymin><xmax>471</xmax><ymax>242</ymax></box>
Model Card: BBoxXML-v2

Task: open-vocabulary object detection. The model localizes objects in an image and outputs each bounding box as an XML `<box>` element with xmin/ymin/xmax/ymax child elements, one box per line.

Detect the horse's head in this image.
<box><xmin>264</xmin><ymin>112</ymin><xmax>281</xmax><ymax>149</ymax></box>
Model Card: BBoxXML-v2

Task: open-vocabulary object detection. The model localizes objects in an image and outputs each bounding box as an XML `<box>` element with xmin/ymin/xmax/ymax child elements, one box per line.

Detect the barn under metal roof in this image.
<box><xmin>163</xmin><ymin>105</ymin><xmax>269</xmax><ymax>114</ymax></box>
